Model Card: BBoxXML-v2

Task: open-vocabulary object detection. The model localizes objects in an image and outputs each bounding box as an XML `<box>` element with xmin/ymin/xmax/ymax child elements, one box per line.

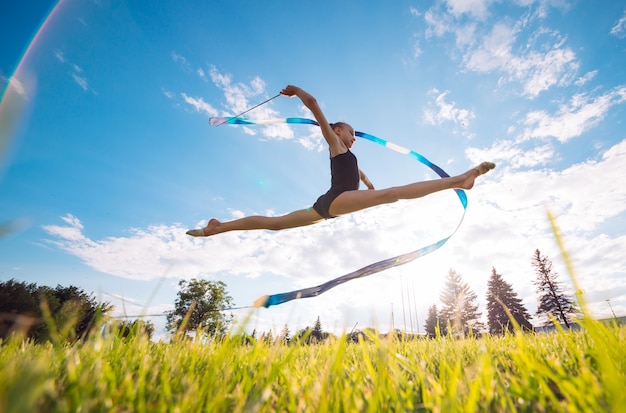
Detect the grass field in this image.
<box><xmin>1</xmin><ymin>317</ymin><xmax>625</xmax><ymax>412</ymax></box>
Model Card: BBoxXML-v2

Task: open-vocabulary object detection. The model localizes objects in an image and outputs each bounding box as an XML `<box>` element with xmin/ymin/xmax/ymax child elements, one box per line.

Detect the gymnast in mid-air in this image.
<box><xmin>187</xmin><ymin>85</ymin><xmax>495</xmax><ymax>238</ymax></box>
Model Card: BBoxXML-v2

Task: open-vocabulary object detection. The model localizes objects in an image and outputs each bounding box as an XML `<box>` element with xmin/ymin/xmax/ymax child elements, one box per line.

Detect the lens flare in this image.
<box><xmin>0</xmin><ymin>0</ymin><xmax>65</xmax><ymax>172</ymax></box>
<box><xmin>0</xmin><ymin>0</ymin><xmax>65</xmax><ymax>236</ymax></box>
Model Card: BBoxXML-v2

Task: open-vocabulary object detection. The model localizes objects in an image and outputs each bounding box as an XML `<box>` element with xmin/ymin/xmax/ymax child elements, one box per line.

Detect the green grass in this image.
<box><xmin>1</xmin><ymin>321</ymin><xmax>625</xmax><ymax>412</ymax></box>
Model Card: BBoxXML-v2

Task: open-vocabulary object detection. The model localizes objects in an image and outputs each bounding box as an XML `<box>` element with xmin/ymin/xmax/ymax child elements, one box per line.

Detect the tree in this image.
<box><xmin>439</xmin><ymin>269</ymin><xmax>483</xmax><ymax>336</ymax></box>
<box><xmin>294</xmin><ymin>317</ymin><xmax>328</xmax><ymax>345</ymax></box>
<box><xmin>347</xmin><ymin>329</ymin><xmax>367</xmax><ymax>343</ymax></box>
<box><xmin>166</xmin><ymin>278</ymin><xmax>234</xmax><ymax>338</ymax></box>
<box><xmin>312</xmin><ymin>316</ymin><xmax>324</xmax><ymax>343</ymax></box>
<box><xmin>278</xmin><ymin>324</ymin><xmax>291</xmax><ymax>344</ymax></box>
<box><xmin>0</xmin><ymin>279</ymin><xmax>112</xmax><ymax>342</ymax></box>
<box><xmin>486</xmin><ymin>267</ymin><xmax>533</xmax><ymax>334</ymax></box>
<box><xmin>0</xmin><ymin>279</ymin><xmax>41</xmax><ymax>340</ymax></box>
<box><xmin>114</xmin><ymin>319</ymin><xmax>155</xmax><ymax>340</ymax></box>
<box><xmin>532</xmin><ymin>249</ymin><xmax>577</xmax><ymax>328</ymax></box>
<box><xmin>423</xmin><ymin>304</ymin><xmax>440</xmax><ymax>338</ymax></box>
<box><xmin>50</xmin><ymin>284</ymin><xmax>112</xmax><ymax>340</ymax></box>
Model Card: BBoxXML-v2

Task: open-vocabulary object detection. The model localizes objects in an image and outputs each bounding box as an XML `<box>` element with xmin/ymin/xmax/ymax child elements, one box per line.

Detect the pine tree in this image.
<box><xmin>532</xmin><ymin>249</ymin><xmax>577</xmax><ymax>328</ymax></box>
<box><xmin>439</xmin><ymin>269</ymin><xmax>484</xmax><ymax>336</ymax></box>
<box><xmin>279</xmin><ymin>324</ymin><xmax>291</xmax><ymax>344</ymax></box>
<box><xmin>312</xmin><ymin>316</ymin><xmax>324</xmax><ymax>343</ymax></box>
<box><xmin>486</xmin><ymin>267</ymin><xmax>533</xmax><ymax>334</ymax></box>
<box><xmin>424</xmin><ymin>304</ymin><xmax>440</xmax><ymax>338</ymax></box>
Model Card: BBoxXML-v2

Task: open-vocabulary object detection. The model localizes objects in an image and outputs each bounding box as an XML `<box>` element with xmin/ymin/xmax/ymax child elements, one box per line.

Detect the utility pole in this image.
<box><xmin>391</xmin><ymin>302</ymin><xmax>395</xmax><ymax>333</ymax></box>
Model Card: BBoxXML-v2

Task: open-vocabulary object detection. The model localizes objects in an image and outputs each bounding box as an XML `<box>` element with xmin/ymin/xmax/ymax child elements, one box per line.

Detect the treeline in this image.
<box><xmin>0</xmin><ymin>279</ymin><xmax>154</xmax><ymax>342</ymax></box>
<box><xmin>1</xmin><ymin>248</ymin><xmax>580</xmax><ymax>344</ymax></box>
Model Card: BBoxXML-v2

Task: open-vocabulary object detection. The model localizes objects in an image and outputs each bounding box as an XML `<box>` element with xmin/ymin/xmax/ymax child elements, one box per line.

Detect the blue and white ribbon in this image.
<box><xmin>210</xmin><ymin>117</ymin><xmax>467</xmax><ymax>308</ymax></box>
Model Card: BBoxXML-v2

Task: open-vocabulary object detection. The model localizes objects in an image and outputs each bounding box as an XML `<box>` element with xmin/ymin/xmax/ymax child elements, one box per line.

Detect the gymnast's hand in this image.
<box><xmin>280</xmin><ymin>85</ymin><xmax>300</xmax><ymax>97</ymax></box>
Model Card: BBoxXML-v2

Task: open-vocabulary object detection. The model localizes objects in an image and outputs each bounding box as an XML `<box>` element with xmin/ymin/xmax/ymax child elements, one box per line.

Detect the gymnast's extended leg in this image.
<box><xmin>187</xmin><ymin>208</ymin><xmax>324</xmax><ymax>237</ymax></box>
<box><xmin>328</xmin><ymin>162</ymin><xmax>494</xmax><ymax>216</ymax></box>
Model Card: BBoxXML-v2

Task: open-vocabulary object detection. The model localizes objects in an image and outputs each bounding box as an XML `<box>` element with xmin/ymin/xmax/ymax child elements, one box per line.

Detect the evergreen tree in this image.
<box><xmin>439</xmin><ymin>269</ymin><xmax>483</xmax><ymax>336</ymax></box>
<box><xmin>486</xmin><ymin>267</ymin><xmax>533</xmax><ymax>334</ymax></box>
<box><xmin>279</xmin><ymin>324</ymin><xmax>291</xmax><ymax>344</ymax></box>
<box><xmin>295</xmin><ymin>317</ymin><xmax>328</xmax><ymax>344</ymax></box>
<box><xmin>424</xmin><ymin>304</ymin><xmax>440</xmax><ymax>338</ymax></box>
<box><xmin>532</xmin><ymin>249</ymin><xmax>577</xmax><ymax>328</ymax></box>
<box><xmin>312</xmin><ymin>316</ymin><xmax>324</xmax><ymax>343</ymax></box>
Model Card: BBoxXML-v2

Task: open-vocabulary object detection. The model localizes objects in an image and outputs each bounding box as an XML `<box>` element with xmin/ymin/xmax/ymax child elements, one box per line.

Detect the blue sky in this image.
<box><xmin>2</xmin><ymin>0</ymin><xmax>626</xmax><ymax>338</ymax></box>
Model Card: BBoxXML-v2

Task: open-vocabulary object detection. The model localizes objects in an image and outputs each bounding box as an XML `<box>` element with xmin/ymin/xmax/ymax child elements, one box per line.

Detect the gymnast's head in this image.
<box><xmin>330</xmin><ymin>122</ymin><xmax>356</xmax><ymax>148</ymax></box>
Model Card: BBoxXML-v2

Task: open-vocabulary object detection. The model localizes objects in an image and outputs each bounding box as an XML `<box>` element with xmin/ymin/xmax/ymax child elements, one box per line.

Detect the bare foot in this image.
<box><xmin>459</xmin><ymin>162</ymin><xmax>495</xmax><ymax>190</ymax></box>
<box><xmin>186</xmin><ymin>218</ymin><xmax>221</xmax><ymax>237</ymax></box>
<box><xmin>475</xmin><ymin>161</ymin><xmax>496</xmax><ymax>176</ymax></box>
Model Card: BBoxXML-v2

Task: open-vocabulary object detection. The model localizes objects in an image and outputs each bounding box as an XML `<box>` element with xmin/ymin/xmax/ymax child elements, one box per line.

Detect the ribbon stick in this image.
<box><xmin>210</xmin><ymin>117</ymin><xmax>467</xmax><ymax>308</ymax></box>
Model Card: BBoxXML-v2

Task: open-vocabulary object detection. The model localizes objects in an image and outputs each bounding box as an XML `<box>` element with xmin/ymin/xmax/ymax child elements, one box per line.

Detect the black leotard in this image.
<box><xmin>312</xmin><ymin>150</ymin><xmax>359</xmax><ymax>219</ymax></box>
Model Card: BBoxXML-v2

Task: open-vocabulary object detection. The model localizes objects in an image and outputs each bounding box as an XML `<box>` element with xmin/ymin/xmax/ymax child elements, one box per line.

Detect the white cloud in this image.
<box><xmin>423</xmin><ymin>89</ymin><xmax>475</xmax><ymax>127</ymax></box>
<box><xmin>53</xmin><ymin>49</ymin><xmax>65</xmax><ymax>63</ymax></box>
<box><xmin>574</xmin><ymin>70</ymin><xmax>597</xmax><ymax>86</ymax></box>
<box><xmin>70</xmin><ymin>64</ymin><xmax>90</xmax><ymax>92</ymax></box>
<box><xmin>445</xmin><ymin>0</ymin><xmax>493</xmax><ymax>20</ymax></box>
<box><xmin>465</xmin><ymin>23</ymin><xmax>579</xmax><ymax>97</ymax></box>
<box><xmin>465</xmin><ymin>22</ymin><xmax>517</xmax><ymax>72</ymax></box>
<box><xmin>480</xmin><ymin>139</ymin><xmax>626</xmax><ymax>235</ymax></box>
<box><xmin>610</xmin><ymin>12</ymin><xmax>626</xmax><ymax>38</ymax></box>
<box><xmin>516</xmin><ymin>47</ymin><xmax>578</xmax><ymax>97</ymax></box>
<box><xmin>466</xmin><ymin>86</ymin><xmax>626</xmax><ymax>168</ymax></box>
<box><xmin>250</xmin><ymin>76</ymin><xmax>265</xmax><ymax>95</ymax></box>
<box><xmin>180</xmin><ymin>93</ymin><xmax>218</xmax><ymax>117</ymax></box>
<box><xmin>466</xmin><ymin>139</ymin><xmax>554</xmax><ymax>169</ymax></box>
<box><xmin>161</xmin><ymin>88</ymin><xmax>174</xmax><ymax>99</ymax></box>
<box><xmin>171</xmin><ymin>50</ymin><xmax>189</xmax><ymax>68</ymax></box>
<box><xmin>207</xmin><ymin>66</ymin><xmax>274</xmax><ymax>118</ymax></box>
<box><xmin>423</xmin><ymin>4</ymin><xmax>580</xmax><ymax>97</ymax></box>
<box><xmin>512</xmin><ymin>0</ymin><xmax>571</xmax><ymax>19</ymax></box>
<box><xmin>454</xmin><ymin>23</ymin><xmax>478</xmax><ymax>48</ymax></box>
<box><xmin>413</xmin><ymin>39</ymin><xmax>423</xmax><ymax>58</ymax></box>
<box><xmin>43</xmin><ymin>213</ymin><xmax>86</xmax><ymax>242</ymax></box>
<box><xmin>424</xmin><ymin>9</ymin><xmax>453</xmax><ymax>38</ymax></box>
<box><xmin>71</xmin><ymin>73</ymin><xmax>89</xmax><ymax>91</ymax></box>
<box><xmin>53</xmin><ymin>50</ymin><xmax>90</xmax><ymax>92</ymax></box>
<box><xmin>178</xmin><ymin>67</ymin><xmax>317</xmax><ymax>146</ymax></box>
<box><xmin>518</xmin><ymin>86</ymin><xmax>626</xmax><ymax>143</ymax></box>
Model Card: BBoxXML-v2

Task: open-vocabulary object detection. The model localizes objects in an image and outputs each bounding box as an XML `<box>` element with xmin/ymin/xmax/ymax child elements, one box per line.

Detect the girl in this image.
<box><xmin>187</xmin><ymin>85</ymin><xmax>495</xmax><ymax>237</ymax></box>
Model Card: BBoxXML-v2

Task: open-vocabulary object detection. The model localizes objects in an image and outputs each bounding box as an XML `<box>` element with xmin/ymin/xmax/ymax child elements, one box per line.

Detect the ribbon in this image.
<box><xmin>209</xmin><ymin>117</ymin><xmax>467</xmax><ymax>308</ymax></box>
